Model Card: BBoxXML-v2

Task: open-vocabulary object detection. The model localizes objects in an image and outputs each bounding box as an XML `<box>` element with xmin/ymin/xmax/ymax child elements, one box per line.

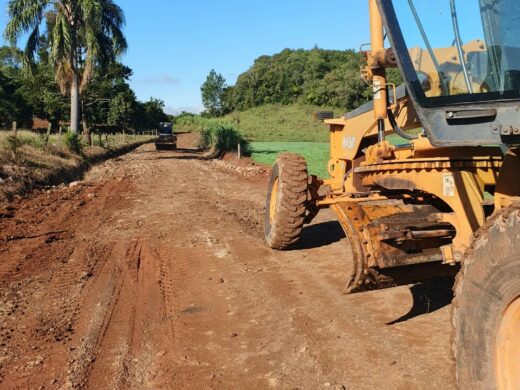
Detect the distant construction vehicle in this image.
<box><xmin>265</xmin><ymin>1</ymin><xmax>520</xmax><ymax>389</ymax></box>
<box><xmin>155</xmin><ymin>122</ymin><xmax>177</xmax><ymax>150</ymax></box>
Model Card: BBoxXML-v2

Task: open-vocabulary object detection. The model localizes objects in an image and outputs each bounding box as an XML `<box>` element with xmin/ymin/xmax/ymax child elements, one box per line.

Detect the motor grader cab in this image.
<box><xmin>265</xmin><ymin>1</ymin><xmax>520</xmax><ymax>389</ymax></box>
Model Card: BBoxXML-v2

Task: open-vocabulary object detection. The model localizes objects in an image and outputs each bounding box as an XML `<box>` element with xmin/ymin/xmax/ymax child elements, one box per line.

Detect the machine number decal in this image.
<box><xmin>443</xmin><ymin>173</ymin><xmax>455</xmax><ymax>197</ymax></box>
<box><xmin>343</xmin><ymin>136</ymin><xmax>356</xmax><ymax>149</ymax></box>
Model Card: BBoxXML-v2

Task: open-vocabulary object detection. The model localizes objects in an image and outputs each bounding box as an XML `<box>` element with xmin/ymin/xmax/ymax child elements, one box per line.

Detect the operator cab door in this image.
<box><xmin>378</xmin><ymin>0</ymin><xmax>520</xmax><ymax>147</ymax></box>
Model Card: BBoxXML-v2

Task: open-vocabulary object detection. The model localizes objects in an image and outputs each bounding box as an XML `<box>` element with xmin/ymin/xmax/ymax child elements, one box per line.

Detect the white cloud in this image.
<box><xmin>139</xmin><ymin>75</ymin><xmax>180</xmax><ymax>85</ymax></box>
<box><xmin>165</xmin><ymin>105</ymin><xmax>205</xmax><ymax>115</ymax></box>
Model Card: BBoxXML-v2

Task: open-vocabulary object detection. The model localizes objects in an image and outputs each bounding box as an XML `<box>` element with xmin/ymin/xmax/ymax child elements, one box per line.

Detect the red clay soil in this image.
<box><xmin>0</xmin><ymin>134</ymin><xmax>456</xmax><ymax>389</ymax></box>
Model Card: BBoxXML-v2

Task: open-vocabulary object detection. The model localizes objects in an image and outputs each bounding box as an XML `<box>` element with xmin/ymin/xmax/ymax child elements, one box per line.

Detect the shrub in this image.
<box><xmin>213</xmin><ymin>125</ymin><xmax>248</xmax><ymax>154</ymax></box>
<box><xmin>198</xmin><ymin>124</ymin><xmax>249</xmax><ymax>155</ymax></box>
<box><xmin>1</xmin><ymin>134</ymin><xmax>42</xmax><ymax>161</ymax></box>
<box><xmin>64</xmin><ymin>132</ymin><xmax>83</xmax><ymax>154</ymax></box>
<box><xmin>5</xmin><ymin>135</ymin><xmax>23</xmax><ymax>154</ymax></box>
<box><xmin>198</xmin><ymin>128</ymin><xmax>213</xmax><ymax>149</ymax></box>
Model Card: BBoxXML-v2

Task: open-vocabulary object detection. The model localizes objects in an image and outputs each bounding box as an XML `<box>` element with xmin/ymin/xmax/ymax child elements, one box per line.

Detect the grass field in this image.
<box><xmin>0</xmin><ymin>130</ymin><xmax>153</xmax><ymax>150</ymax></box>
<box><xmin>250</xmin><ymin>142</ymin><xmax>329</xmax><ymax>178</ymax></box>
<box><xmin>176</xmin><ymin>103</ymin><xmax>419</xmax><ymax>145</ymax></box>
<box><xmin>249</xmin><ymin>134</ymin><xmax>416</xmax><ymax>179</ymax></box>
<box><xmin>177</xmin><ymin>103</ymin><xmax>418</xmax><ymax>179</ymax></box>
<box><xmin>226</xmin><ymin>103</ymin><xmax>334</xmax><ymax>142</ymax></box>
<box><xmin>175</xmin><ymin>103</ymin><xmax>336</xmax><ymax>143</ymax></box>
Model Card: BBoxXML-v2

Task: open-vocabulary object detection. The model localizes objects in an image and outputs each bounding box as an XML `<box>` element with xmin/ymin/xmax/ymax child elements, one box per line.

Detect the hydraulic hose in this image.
<box><xmin>387</xmin><ymin>108</ymin><xmax>418</xmax><ymax>141</ymax></box>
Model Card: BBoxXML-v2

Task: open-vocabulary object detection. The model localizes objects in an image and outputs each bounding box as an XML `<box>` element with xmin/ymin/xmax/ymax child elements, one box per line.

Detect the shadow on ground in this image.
<box><xmin>134</xmin><ymin>147</ymin><xmax>207</xmax><ymax>161</ymax></box>
<box><xmin>293</xmin><ymin>220</ymin><xmax>346</xmax><ymax>250</ymax></box>
<box><xmin>135</xmin><ymin>147</ymin><xmax>204</xmax><ymax>154</ymax></box>
<box><xmin>250</xmin><ymin>150</ymin><xmax>280</xmax><ymax>155</ymax></box>
<box><xmin>387</xmin><ymin>276</ymin><xmax>455</xmax><ymax>325</ymax></box>
<box><xmin>153</xmin><ymin>154</ymin><xmax>206</xmax><ymax>161</ymax></box>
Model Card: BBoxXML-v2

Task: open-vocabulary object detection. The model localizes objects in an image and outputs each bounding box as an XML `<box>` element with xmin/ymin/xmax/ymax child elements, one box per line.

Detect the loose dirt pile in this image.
<box><xmin>0</xmin><ymin>134</ymin><xmax>456</xmax><ymax>389</ymax></box>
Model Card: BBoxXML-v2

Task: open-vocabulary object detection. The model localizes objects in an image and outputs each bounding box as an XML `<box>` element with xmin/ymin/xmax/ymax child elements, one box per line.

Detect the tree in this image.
<box><xmin>108</xmin><ymin>90</ymin><xmax>136</xmax><ymax>130</ymax></box>
<box><xmin>0</xmin><ymin>46</ymin><xmax>23</xmax><ymax>74</ymax></box>
<box><xmin>229</xmin><ymin>48</ymin><xmax>399</xmax><ymax>111</ymax></box>
<box><xmin>0</xmin><ymin>46</ymin><xmax>33</xmax><ymax>126</ymax></box>
<box><xmin>138</xmin><ymin>98</ymin><xmax>169</xmax><ymax>130</ymax></box>
<box><xmin>201</xmin><ymin>69</ymin><xmax>227</xmax><ymax>117</ymax></box>
<box><xmin>83</xmin><ymin>62</ymin><xmax>134</xmax><ymax>131</ymax></box>
<box><xmin>4</xmin><ymin>0</ymin><xmax>127</xmax><ymax>133</ymax></box>
<box><xmin>221</xmin><ymin>85</ymin><xmax>235</xmax><ymax>114</ymax></box>
<box><xmin>16</xmin><ymin>43</ymin><xmax>68</xmax><ymax>129</ymax></box>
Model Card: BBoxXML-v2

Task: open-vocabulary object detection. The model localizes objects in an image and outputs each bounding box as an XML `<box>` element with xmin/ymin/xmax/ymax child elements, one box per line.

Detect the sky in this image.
<box><xmin>0</xmin><ymin>0</ymin><xmax>370</xmax><ymax>114</ymax></box>
<box><xmin>0</xmin><ymin>1</ymin><xmax>485</xmax><ymax>114</ymax></box>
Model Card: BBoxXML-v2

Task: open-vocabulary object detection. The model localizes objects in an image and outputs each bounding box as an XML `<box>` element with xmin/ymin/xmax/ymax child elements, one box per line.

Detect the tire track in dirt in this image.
<box><xmin>158</xmin><ymin>249</ymin><xmax>177</xmax><ymax>334</ymax></box>
<box><xmin>65</xmin><ymin>242</ymin><xmax>126</xmax><ymax>389</ymax></box>
<box><xmin>81</xmin><ymin>239</ymin><xmax>211</xmax><ymax>389</ymax></box>
<box><xmin>0</xmin><ymin>165</ymin><xmax>137</xmax><ymax>388</ymax></box>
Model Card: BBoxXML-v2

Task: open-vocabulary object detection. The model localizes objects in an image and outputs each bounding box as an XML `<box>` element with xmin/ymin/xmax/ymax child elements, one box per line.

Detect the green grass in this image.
<box><xmin>197</xmin><ymin>123</ymin><xmax>249</xmax><ymax>154</ymax></box>
<box><xmin>250</xmin><ymin>142</ymin><xmax>329</xmax><ymax>178</ymax></box>
<box><xmin>225</xmin><ymin>103</ymin><xmax>334</xmax><ymax>142</ymax></box>
<box><xmin>175</xmin><ymin>103</ymin><xmax>335</xmax><ymax>142</ymax></box>
<box><xmin>176</xmin><ymin>104</ymin><xmax>421</xmax><ymax>145</ymax></box>
<box><xmin>223</xmin><ymin>104</ymin><xmax>414</xmax><ymax>179</ymax></box>
<box><xmin>174</xmin><ymin>116</ymin><xmax>216</xmax><ymax>133</ymax></box>
<box><xmin>248</xmin><ymin>133</ymin><xmax>422</xmax><ymax>179</ymax></box>
<box><xmin>0</xmin><ymin>130</ymin><xmax>61</xmax><ymax>149</ymax></box>
<box><xmin>0</xmin><ymin>130</ymin><xmax>153</xmax><ymax>151</ymax></box>
<box><xmin>177</xmin><ymin>104</ymin><xmax>422</xmax><ymax>180</ymax></box>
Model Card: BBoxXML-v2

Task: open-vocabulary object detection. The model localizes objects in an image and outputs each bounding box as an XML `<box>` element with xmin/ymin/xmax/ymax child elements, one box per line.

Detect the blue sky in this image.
<box><xmin>0</xmin><ymin>1</ymin><xmax>484</xmax><ymax>114</ymax></box>
<box><xmin>0</xmin><ymin>0</ymin><xmax>370</xmax><ymax>114</ymax></box>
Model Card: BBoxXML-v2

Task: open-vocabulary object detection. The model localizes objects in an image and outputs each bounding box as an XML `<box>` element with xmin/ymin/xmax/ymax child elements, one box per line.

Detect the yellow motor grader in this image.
<box><xmin>265</xmin><ymin>1</ymin><xmax>520</xmax><ymax>389</ymax></box>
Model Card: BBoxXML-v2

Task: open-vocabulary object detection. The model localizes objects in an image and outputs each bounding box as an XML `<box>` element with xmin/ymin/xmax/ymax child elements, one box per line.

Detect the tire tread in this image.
<box><xmin>265</xmin><ymin>153</ymin><xmax>308</xmax><ymax>250</ymax></box>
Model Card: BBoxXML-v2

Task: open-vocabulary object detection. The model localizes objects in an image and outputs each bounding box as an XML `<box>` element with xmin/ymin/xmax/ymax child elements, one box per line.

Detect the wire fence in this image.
<box><xmin>0</xmin><ymin>126</ymin><xmax>159</xmax><ymax>136</ymax></box>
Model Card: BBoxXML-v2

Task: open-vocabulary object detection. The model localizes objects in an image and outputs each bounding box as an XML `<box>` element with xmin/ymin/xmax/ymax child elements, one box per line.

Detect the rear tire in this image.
<box><xmin>264</xmin><ymin>153</ymin><xmax>308</xmax><ymax>250</ymax></box>
<box><xmin>453</xmin><ymin>204</ymin><xmax>520</xmax><ymax>390</ymax></box>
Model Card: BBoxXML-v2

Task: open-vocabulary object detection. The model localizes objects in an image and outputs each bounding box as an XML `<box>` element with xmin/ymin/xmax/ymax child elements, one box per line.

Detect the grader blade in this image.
<box><xmin>332</xmin><ymin>200</ymin><xmax>458</xmax><ymax>294</ymax></box>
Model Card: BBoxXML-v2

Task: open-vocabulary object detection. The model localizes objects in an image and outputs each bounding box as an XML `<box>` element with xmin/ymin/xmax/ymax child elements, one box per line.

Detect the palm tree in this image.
<box><xmin>4</xmin><ymin>0</ymin><xmax>127</xmax><ymax>133</ymax></box>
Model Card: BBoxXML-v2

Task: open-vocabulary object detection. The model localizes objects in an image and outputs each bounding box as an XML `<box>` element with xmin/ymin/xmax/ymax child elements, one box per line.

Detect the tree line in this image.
<box><xmin>0</xmin><ymin>46</ymin><xmax>168</xmax><ymax>133</ymax></box>
<box><xmin>1</xmin><ymin>0</ymin><xmax>168</xmax><ymax>135</ymax></box>
<box><xmin>201</xmin><ymin>47</ymin><xmax>402</xmax><ymax>117</ymax></box>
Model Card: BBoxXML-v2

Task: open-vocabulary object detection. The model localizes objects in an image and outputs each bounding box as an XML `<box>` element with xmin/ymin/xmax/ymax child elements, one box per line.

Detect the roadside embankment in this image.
<box><xmin>0</xmin><ymin>131</ymin><xmax>154</xmax><ymax>206</ymax></box>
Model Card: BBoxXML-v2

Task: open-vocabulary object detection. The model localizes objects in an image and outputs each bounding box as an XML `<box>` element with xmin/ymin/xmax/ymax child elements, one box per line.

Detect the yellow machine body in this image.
<box><xmin>265</xmin><ymin>2</ymin><xmax>520</xmax><ymax>388</ymax></box>
<box><xmin>307</xmin><ymin>0</ymin><xmax>520</xmax><ymax>292</ymax></box>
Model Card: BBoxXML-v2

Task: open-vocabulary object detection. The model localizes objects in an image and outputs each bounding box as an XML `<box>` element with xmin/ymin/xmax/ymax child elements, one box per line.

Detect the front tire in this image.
<box><xmin>264</xmin><ymin>153</ymin><xmax>308</xmax><ymax>249</ymax></box>
<box><xmin>453</xmin><ymin>204</ymin><xmax>520</xmax><ymax>390</ymax></box>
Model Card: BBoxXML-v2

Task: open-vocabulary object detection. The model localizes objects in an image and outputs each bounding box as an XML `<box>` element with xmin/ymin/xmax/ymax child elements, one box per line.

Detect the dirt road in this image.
<box><xmin>0</xmin><ymin>134</ymin><xmax>456</xmax><ymax>389</ymax></box>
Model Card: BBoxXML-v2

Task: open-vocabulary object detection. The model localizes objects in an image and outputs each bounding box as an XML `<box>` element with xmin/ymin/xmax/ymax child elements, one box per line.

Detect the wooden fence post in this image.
<box><xmin>83</xmin><ymin>120</ymin><xmax>91</xmax><ymax>147</ymax></box>
<box><xmin>44</xmin><ymin>123</ymin><xmax>52</xmax><ymax>146</ymax></box>
<box><xmin>12</xmin><ymin>121</ymin><xmax>17</xmax><ymax>138</ymax></box>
